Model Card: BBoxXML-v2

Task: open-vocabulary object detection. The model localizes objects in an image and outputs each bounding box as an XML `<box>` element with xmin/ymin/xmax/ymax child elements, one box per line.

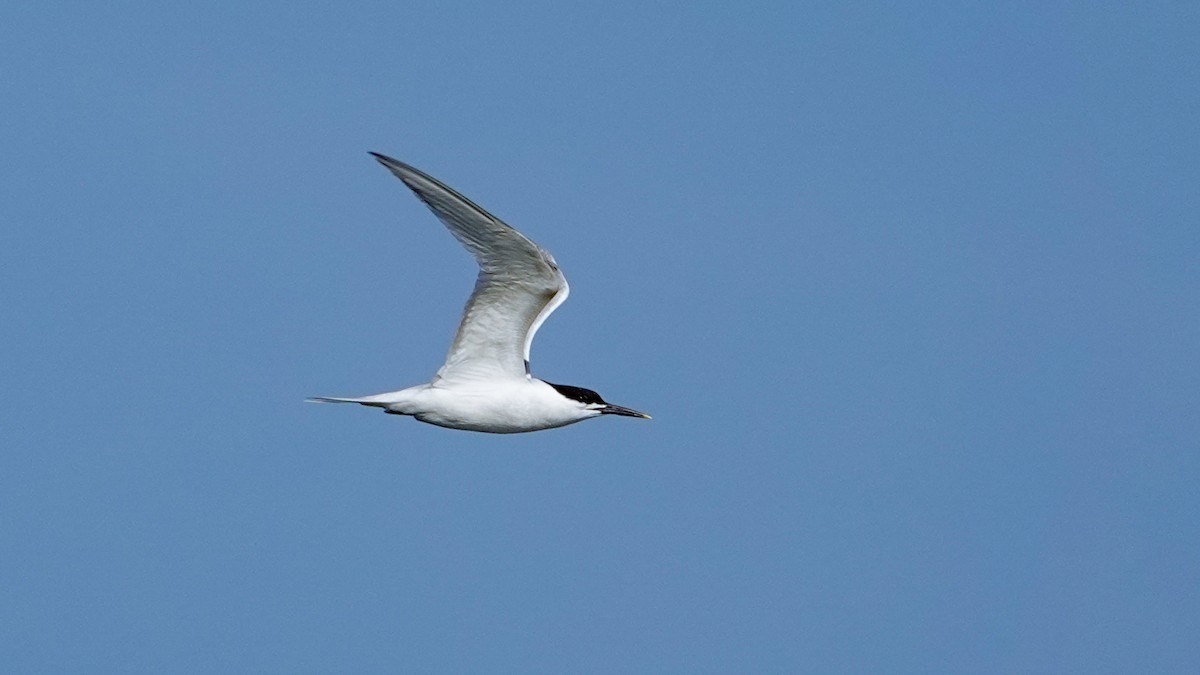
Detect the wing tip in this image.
<box><xmin>369</xmin><ymin>151</ymin><xmax>426</xmax><ymax>188</ymax></box>
<box><xmin>368</xmin><ymin>150</ymin><xmax>396</xmax><ymax>166</ymax></box>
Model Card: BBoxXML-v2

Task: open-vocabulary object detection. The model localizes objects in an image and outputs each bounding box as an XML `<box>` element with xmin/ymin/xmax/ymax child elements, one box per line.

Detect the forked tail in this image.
<box><xmin>306</xmin><ymin>396</ymin><xmax>389</xmax><ymax>407</ymax></box>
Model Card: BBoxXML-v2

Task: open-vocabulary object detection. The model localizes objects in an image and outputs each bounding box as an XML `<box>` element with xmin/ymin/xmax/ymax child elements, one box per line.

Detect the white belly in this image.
<box><xmin>404</xmin><ymin>381</ymin><xmax>588</xmax><ymax>433</ymax></box>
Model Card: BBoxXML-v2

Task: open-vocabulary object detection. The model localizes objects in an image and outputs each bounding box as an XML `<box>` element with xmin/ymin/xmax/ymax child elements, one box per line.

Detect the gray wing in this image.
<box><xmin>370</xmin><ymin>153</ymin><xmax>569</xmax><ymax>383</ymax></box>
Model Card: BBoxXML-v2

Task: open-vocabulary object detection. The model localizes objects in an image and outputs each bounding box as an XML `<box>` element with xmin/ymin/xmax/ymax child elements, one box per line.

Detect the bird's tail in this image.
<box><xmin>306</xmin><ymin>395</ymin><xmax>391</xmax><ymax>407</ymax></box>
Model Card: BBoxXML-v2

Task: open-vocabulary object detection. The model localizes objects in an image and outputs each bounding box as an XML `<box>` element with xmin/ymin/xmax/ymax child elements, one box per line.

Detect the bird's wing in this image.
<box><xmin>370</xmin><ymin>153</ymin><xmax>569</xmax><ymax>383</ymax></box>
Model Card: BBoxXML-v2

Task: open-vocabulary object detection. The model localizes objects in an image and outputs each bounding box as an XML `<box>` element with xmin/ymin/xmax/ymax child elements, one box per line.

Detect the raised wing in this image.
<box><xmin>370</xmin><ymin>153</ymin><xmax>569</xmax><ymax>383</ymax></box>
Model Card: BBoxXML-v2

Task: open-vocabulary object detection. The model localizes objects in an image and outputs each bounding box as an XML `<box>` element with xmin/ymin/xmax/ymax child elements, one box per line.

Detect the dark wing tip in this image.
<box><xmin>368</xmin><ymin>152</ymin><xmax>430</xmax><ymax>188</ymax></box>
<box><xmin>368</xmin><ymin>150</ymin><xmax>398</xmax><ymax>166</ymax></box>
<box><xmin>368</xmin><ymin>151</ymin><xmax>423</xmax><ymax>190</ymax></box>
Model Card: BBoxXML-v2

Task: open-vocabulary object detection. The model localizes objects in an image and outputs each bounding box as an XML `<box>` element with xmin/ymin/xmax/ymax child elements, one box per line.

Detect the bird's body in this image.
<box><xmin>315</xmin><ymin>379</ymin><xmax>609</xmax><ymax>434</ymax></box>
<box><xmin>309</xmin><ymin>153</ymin><xmax>649</xmax><ymax>433</ymax></box>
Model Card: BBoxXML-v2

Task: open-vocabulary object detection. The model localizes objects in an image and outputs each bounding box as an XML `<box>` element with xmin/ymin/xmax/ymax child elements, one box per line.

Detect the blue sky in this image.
<box><xmin>2</xmin><ymin>2</ymin><xmax>1198</xmax><ymax>672</ymax></box>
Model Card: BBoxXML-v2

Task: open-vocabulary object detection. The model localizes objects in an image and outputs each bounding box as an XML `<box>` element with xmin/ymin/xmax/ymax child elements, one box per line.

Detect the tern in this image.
<box><xmin>308</xmin><ymin>153</ymin><xmax>650</xmax><ymax>433</ymax></box>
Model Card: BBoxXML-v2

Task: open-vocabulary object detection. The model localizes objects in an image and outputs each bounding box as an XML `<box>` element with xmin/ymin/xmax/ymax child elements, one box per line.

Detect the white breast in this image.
<box><xmin>402</xmin><ymin>380</ymin><xmax>591</xmax><ymax>433</ymax></box>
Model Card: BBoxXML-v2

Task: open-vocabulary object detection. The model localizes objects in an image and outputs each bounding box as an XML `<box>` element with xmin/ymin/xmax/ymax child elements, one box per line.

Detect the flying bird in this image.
<box><xmin>308</xmin><ymin>153</ymin><xmax>650</xmax><ymax>433</ymax></box>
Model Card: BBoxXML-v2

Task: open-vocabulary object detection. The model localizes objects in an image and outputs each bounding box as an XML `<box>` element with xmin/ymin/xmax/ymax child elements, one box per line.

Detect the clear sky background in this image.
<box><xmin>3</xmin><ymin>2</ymin><xmax>1198</xmax><ymax>672</ymax></box>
